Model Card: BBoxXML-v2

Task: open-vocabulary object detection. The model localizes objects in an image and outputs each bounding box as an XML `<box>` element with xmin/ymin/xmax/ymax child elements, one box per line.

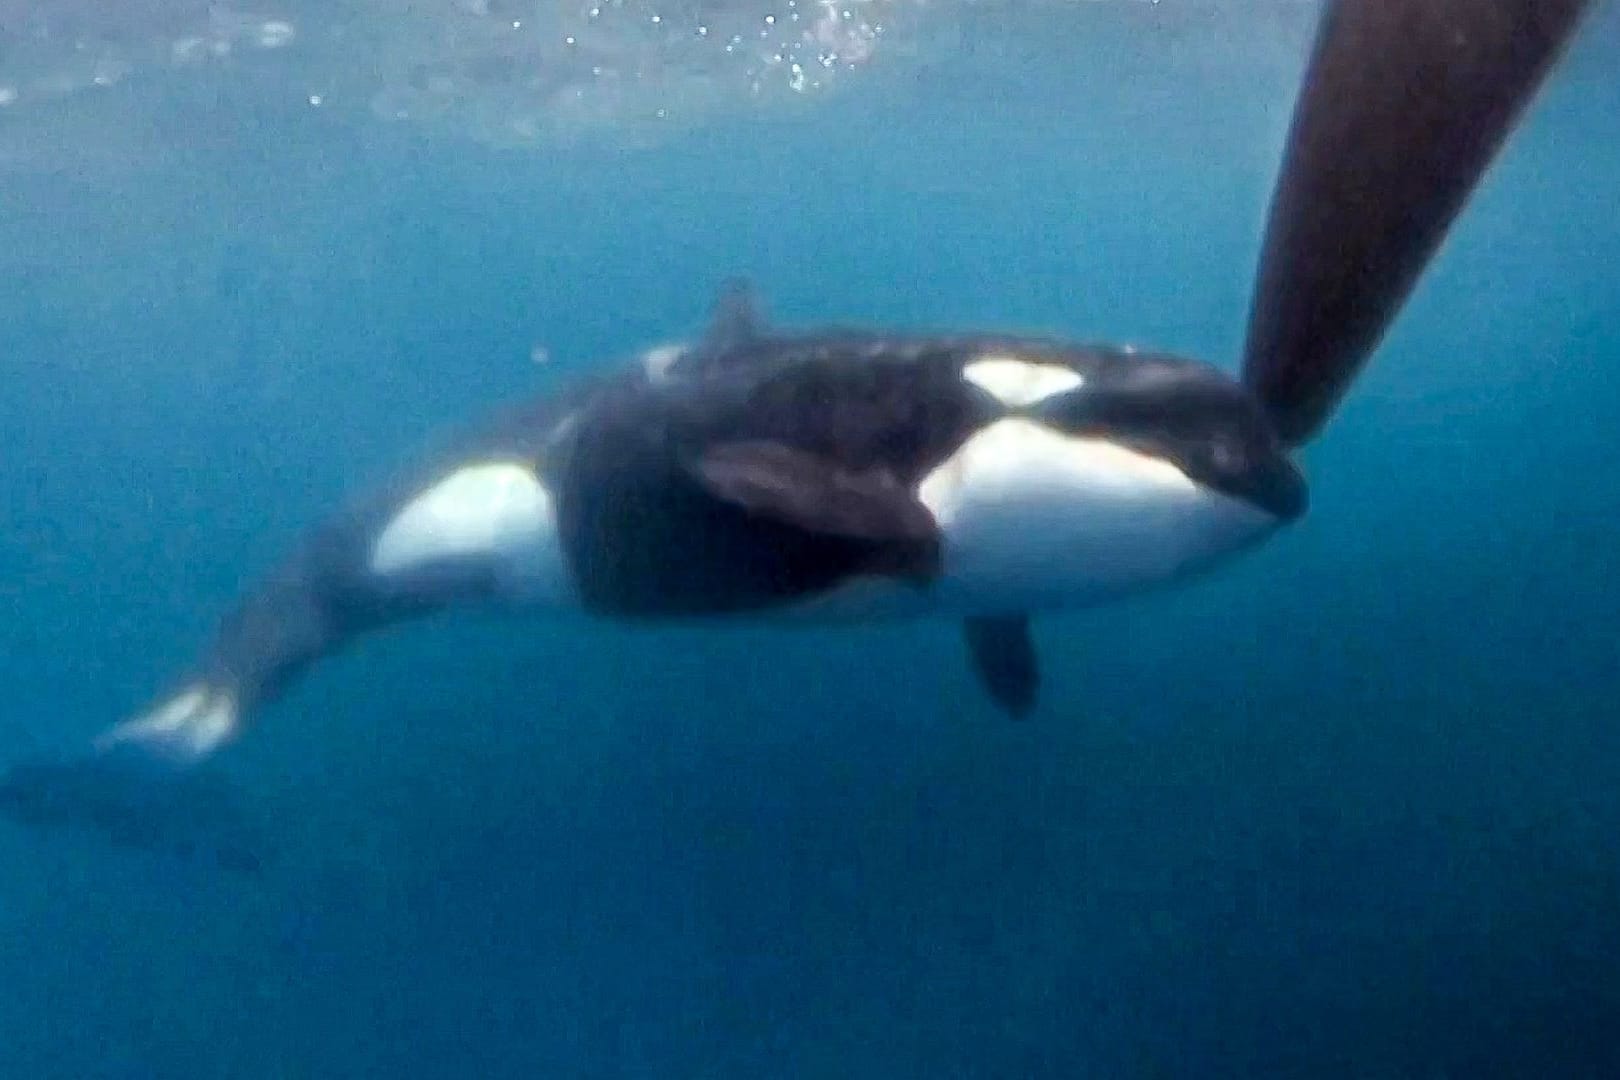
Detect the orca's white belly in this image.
<box><xmin>368</xmin><ymin>461</ymin><xmax>576</xmax><ymax>605</ymax></box>
<box><xmin>782</xmin><ymin>418</ymin><xmax>1283</xmax><ymax>623</ymax></box>
<box><xmin>919</xmin><ymin>418</ymin><xmax>1281</xmax><ymax>613</ymax></box>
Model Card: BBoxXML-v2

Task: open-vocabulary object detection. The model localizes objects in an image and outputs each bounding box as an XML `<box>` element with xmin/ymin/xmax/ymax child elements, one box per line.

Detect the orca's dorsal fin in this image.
<box><xmin>703</xmin><ymin>278</ymin><xmax>767</xmax><ymax>352</ymax></box>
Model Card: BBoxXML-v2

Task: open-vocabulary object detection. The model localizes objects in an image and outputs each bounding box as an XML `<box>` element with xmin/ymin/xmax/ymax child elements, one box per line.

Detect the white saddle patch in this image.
<box><xmin>369</xmin><ymin>461</ymin><xmax>571</xmax><ymax>604</ymax></box>
<box><xmin>917</xmin><ymin>418</ymin><xmax>1279</xmax><ymax>613</ymax></box>
<box><xmin>962</xmin><ymin>355</ymin><xmax>1084</xmax><ymax>408</ymax></box>
<box><xmin>641</xmin><ymin>342</ymin><xmax>688</xmax><ymax>383</ymax></box>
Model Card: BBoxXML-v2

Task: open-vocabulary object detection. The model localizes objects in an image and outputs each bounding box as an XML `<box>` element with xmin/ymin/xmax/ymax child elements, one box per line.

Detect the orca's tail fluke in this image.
<box><xmin>1241</xmin><ymin>0</ymin><xmax>1592</xmax><ymax>447</ymax></box>
<box><xmin>91</xmin><ymin>682</ymin><xmax>244</xmax><ymax>765</ymax></box>
<box><xmin>0</xmin><ymin>721</ymin><xmax>267</xmax><ymax>875</ymax></box>
<box><xmin>0</xmin><ymin>545</ymin><xmax>349</xmax><ymax>871</ymax></box>
<box><xmin>0</xmin><ymin>474</ymin><xmax>461</xmax><ymax>869</ymax></box>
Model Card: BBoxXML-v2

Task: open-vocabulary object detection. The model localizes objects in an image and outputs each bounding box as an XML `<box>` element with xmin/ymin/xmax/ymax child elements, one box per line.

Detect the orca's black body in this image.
<box><xmin>562</xmin><ymin>318</ymin><xmax>1304</xmax><ymax>618</ymax></box>
<box><xmin>0</xmin><ymin>0</ymin><xmax>1591</xmax><ymax>865</ymax></box>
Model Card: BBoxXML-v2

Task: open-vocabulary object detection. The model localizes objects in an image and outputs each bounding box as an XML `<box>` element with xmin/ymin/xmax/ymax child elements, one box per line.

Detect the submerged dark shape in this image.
<box><xmin>0</xmin><ymin>751</ymin><xmax>265</xmax><ymax>875</ymax></box>
<box><xmin>963</xmin><ymin>616</ymin><xmax>1039</xmax><ymax>719</ymax></box>
<box><xmin>0</xmin><ymin>0</ymin><xmax>1590</xmax><ymax>862</ymax></box>
<box><xmin>1243</xmin><ymin>0</ymin><xmax>1592</xmax><ymax>446</ymax></box>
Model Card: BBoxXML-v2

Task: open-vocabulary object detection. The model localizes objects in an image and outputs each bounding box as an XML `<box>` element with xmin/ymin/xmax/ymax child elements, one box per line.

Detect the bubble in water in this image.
<box><xmin>0</xmin><ymin>0</ymin><xmax>935</xmax><ymax>148</ymax></box>
<box><xmin>171</xmin><ymin>36</ymin><xmax>208</xmax><ymax>64</ymax></box>
<box><xmin>256</xmin><ymin>21</ymin><xmax>296</xmax><ymax>50</ymax></box>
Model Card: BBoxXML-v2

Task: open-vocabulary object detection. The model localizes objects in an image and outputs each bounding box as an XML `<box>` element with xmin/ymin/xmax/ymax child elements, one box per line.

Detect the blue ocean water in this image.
<box><xmin>3</xmin><ymin>3</ymin><xmax>1620</xmax><ymax>1075</ymax></box>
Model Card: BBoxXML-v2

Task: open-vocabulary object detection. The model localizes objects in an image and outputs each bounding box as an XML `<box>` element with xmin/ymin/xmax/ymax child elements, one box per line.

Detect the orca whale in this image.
<box><xmin>0</xmin><ymin>0</ymin><xmax>1591</xmax><ymax>863</ymax></box>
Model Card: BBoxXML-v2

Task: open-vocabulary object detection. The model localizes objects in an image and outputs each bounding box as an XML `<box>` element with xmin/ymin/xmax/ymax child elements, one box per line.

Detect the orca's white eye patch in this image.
<box><xmin>962</xmin><ymin>355</ymin><xmax>1084</xmax><ymax>408</ymax></box>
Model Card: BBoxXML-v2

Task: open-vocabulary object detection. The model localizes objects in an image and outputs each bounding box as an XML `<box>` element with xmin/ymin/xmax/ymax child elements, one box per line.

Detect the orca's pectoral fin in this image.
<box><xmin>1241</xmin><ymin>0</ymin><xmax>1591</xmax><ymax>446</ymax></box>
<box><xmin>963</xmin><ymin>615</ymin><xmax>1039</xmax><ymax>719</ymax></box>
<box><xmin>690</xmin><ymin>440</ymin><xmax>939</xmax><ymax>546</ymax></box>
<box><xmin>0</xmin><ymin>746</ymin><xmax>267</xmax><ymax>875</ymax></box>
